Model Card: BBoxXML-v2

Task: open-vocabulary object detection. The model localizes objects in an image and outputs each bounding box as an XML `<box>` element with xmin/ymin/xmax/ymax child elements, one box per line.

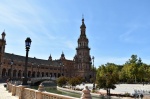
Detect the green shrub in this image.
<box><xmin>57</xmin><ymin>76</ymin><xmax>68</xmax><ymax>87</ymax></box>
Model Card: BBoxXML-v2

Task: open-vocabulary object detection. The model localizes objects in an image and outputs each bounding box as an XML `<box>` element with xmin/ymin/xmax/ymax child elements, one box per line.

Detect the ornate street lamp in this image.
<box><xmin>22</xmin><ymin>37</ymin><xmax>31</xmax><ymax>85</ymax></box>
<box><xmin>38</xmin><ymin>65</ymin><xmax>40</xmax><ymax>77</ymax></box>
<box><xmin>59</xmin><ymin>62</ymin><xmax>62</xmax><ymax>77</ymax></box>
<box><xmin>62</xmin><ymin>64</ymin><xmax>64</xmax><ymax>76</ymax></box>
<box><xmin>10</xmin><ymin>60</ymin><xmax>13</xmax><ymax>80</ymax></box>
<box><xmin>31</xmin><ymin>62</ymin><xmax>34</xmax><ymax>77</ymax></box>
<box><xmin>59</xmin><ymin>62</ymin><xmax>64</xmax><ymax>77</ymax></box>
<box><xmin>92</xmin><ymin>56</ymin><xmax>95</xmax><ymax>90</ymax></box>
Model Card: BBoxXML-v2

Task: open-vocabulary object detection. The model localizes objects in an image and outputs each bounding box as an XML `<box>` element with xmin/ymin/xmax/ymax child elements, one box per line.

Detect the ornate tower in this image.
<box><xmin>74</xmin><ymin>18</ymin><xmax>92</xmax><ymax>80</ymax></box>
<box><xmin>0</xmin><ymin>31</ymin><xmax>6</xmax><ymax>79</ymax></box>
<box><xmin>0</xmin><ymin>31</ymin><xmax>6</xmax><ymax>62</ymax></box>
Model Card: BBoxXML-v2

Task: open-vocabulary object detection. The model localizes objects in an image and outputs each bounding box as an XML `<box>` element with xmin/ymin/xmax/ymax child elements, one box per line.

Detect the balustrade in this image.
<box><xmin>12</xmin><ymin>84</ymin><xmax>16</xmax><ymax>96</ymax></box>
<box><xmin>15</xmin><ymin>86</ymin><xmax>20</xmax><ymax>97</ymax></box>
<box><xmin>7</xmin><ymin>83</ymin><xmax>80</xmax><ymax>99</ymax></box>
<box><xmin>41</xmin><ymin>92</ymin><xmax>78</xmax><ymax>99</ymax></box>
<box><xmin>8</xmin><ymin>83</ymin><xmax>12</xmax><ymax>92</ymax></box>
<box><xmin>23</xmin><ymin>88</ymin><xmax>36</xmax><ymax>99</ymax></box>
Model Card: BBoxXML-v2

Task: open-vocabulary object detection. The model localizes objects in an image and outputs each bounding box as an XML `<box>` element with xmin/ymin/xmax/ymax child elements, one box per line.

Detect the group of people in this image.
<box><xmin>134</xmin><ymin>93</ymin><xmax>143</xmax><ymax>99</ymax></box>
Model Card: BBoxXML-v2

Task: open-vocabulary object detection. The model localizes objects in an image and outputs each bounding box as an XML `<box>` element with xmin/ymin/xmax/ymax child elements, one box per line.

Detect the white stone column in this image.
<box><xmin>0</xmin><ymin>64</ymin><xmax>2</xmax><ymax>79</ymax></box>
<box><xmin>49</xmin><ymin>73</ymin><xmax>51</xmax><ymax>77</ymax></box>
<box><xmin>20</xmin><ymin>71</ymin><xmax>23</xmax><ymax>78</ymax></box>
<box><xmin>56</xmin><ymin>73</ymin><xmax>58</xmax><ymax>78</ymax></box>
<box><xmin>5</xmin><ymin>71</ymin><xmax>7</xmax><ymax>77</ymax></box>
<box><xmin>16</xmin><ymin>71</ymin><xmax>18</xmax><ymax>78</ymax></box>
<box><xmin>35</xmin><ymin>72</ymin><xmax>37</xmax><ymax>77</ymax></box>
<box><xmin>27</xmin><ymin>71</ymin><xmax>28</xmax><ymax>78</ymax></box>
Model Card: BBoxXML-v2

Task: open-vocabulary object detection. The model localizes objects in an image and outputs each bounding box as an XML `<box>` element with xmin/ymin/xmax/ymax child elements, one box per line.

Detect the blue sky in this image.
<box><xmin>0</xmin><ymin>0</ymin><xmax>150</xmax><ymax>67</ymax></box>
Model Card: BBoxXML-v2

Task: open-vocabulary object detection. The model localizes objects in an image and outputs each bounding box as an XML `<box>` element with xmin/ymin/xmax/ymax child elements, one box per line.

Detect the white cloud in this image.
<box><xmin>65</xmin><ymin>40</ymin><xmax>76</xmax><ymax>50</ymax></box>
<box><xmin>120</xmin><ymin>29</ymin><xmax>133</xmax><ymax>41</ymax></box>
<box><xmin>0</xmin><ymin>0</ymin><xmax>59</xmax><ymax>44</ymax></box>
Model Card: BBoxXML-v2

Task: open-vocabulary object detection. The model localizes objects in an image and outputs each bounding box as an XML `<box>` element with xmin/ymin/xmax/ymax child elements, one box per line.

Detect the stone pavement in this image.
<box><xmin>0</xmin><ymin>83</ymin><xmax>18</xmax><ymax>99</ymax></box>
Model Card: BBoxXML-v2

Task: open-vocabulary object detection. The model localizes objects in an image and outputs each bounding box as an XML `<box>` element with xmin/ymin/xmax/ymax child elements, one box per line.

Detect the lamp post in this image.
<box><xmin>60</xmin><ymin>66</ymin><xmax>61</xmax><ymax>77</ymax></box>
<box><xmin>92</xmin><ymin>56</ymin><xmax>95</xmax><ymax>90</ymax></box>
<box><xmin>38</xmin><ymin>65</ymin><xmax>40</xmax><ymax>77</ymax></box>
<box><xmin>31</xmin><ymin>62</ymin><xmax>34</xmax><ymax>77</ymax></box>
<box><xmin>62</xmin><ymin>64</ymin><xmax>64</xmax><ymax>76</ymax></box>
<box><xmin>0</xmin><ymin>62</ymin><xmax>2</xmax><ymax>79</ymax></box>
<box><xmin>59</xmin><ymin>62</ymin><xmax>62</xmax><ymax>77</ymax></box>
<box><xmin>10</xmin><ymin>60</ymin><xmax>13</xmax><ymax>80</ymax></box>
<box><xmin>49</xmin><ymin>65</ymin><xmax>51</xmax><ymax>79</ymax></box>
<box><xmin>22</xmin><ymin>37</ymin><xmax>31</xmax><ymax>85</ymax></box>
<box><xmin>59</xmin><ymin>63</ymin><xmax>61</xmax><ymax>77</ymax></box>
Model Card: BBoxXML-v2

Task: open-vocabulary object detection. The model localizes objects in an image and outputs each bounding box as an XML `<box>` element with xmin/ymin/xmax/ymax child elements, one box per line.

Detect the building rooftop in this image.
<box><xmin>3</xmin><ymin>53</ymin><xmax>63</xmax><ymax>67</ymax></box>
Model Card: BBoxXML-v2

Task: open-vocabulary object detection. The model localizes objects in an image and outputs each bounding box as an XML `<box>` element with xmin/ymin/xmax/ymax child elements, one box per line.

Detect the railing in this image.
<box><xmin>41</xmin><ymin>91</ymin><xmax>78</xmax><ymax>99</ymax></box>
<box><xmin>6</xmin><ymin>83</ymin><xmax>91</xmax><ymax>99</ymax></box>
<box><xmin>30</xmin><ymin>77</ymin><xmax>57</xmax><ymax>85</ymax></box>
<box><xmin>23</xmin><ymin>88</ymin><xmax>36</xmax><ymax>99</ymax></box>
<box><xmin>31</xmin><ymin>77</ymin><xmax>56</xmax><ymax>81</ymax></box>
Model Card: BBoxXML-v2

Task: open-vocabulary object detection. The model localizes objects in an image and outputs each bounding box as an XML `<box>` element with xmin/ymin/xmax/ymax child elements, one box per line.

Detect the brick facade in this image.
<box><xmin>0</xmin><ymin>18</ymin><xmax>93</xmax><ymax>81</ymax></box>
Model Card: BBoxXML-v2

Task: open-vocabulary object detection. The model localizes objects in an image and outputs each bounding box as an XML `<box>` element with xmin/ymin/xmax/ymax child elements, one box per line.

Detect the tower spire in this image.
<box><xmin>80</xmin><ymin>17</ymin><xmax>86</xmax><ymax>36</ymax></box>
<box><xmin>82</xmin><ymin>14</ymin><xmax>84</xmax><ymax>19</ymax></box>
<box><xmin>81</xmin><ymin>15</ymin><xmax>85</xmax><ymax>25</ymax></box>
<box><xmin>2</xmin><ymin>30</ymin><xmax>6</xmax><ymax>40</ymax></box>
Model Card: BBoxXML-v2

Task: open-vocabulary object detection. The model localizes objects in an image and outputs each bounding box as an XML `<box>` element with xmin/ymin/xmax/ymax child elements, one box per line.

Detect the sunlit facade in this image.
<box><xmin>0</xmin><ymin>18</ymin><xmax>93</xmax><ymax>81</ymax></box>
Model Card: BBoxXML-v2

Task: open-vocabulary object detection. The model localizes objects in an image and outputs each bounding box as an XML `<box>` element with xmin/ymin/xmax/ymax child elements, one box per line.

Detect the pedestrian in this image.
<box><xmin>140</xmin><ymin>94</ymin><xmax>143</xmax><ymax>99</ymax></box>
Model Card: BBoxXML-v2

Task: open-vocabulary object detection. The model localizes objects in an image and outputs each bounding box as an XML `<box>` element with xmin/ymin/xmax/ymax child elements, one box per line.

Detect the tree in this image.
<box><xmin>57</xmin><ymin>76</ymin><xmax>68</xmax><ymax>87</ymax></box>
<box><xmin>138</xmin><ymin>64</ymin><xmax>146</xmax><ymax>82</ymax></box>
<box><xmin>121</xmin><ymin>55</ymin><xmax>142</xmax><ymax>83</ymax></box>
<box><xmin>96</xmin><ymin>63</ymin><xmax>119</xmax><ymax>96</ymax></box>
<box><xmin>119</xmin><ymin>64</ymin><xmax>129</xmax><ymax>83</ymax></box>
<box><xmin>68</xmin><ymin>76</ymin><xmax>84</xmax><ymax>87</ymax></box>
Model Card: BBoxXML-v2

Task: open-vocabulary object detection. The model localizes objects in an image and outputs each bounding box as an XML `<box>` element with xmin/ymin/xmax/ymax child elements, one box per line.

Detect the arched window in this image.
<box><xmin>2</xmin><ymin>68</ymin><xmax>6</xmax><ymax>77</ymax></box>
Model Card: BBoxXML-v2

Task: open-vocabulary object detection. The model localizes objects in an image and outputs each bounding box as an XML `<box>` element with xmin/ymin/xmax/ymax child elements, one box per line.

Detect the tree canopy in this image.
<box><xmin>96</xmin><ymin>54</ymin><xmax>150</xmax><ymax>95</ymax></box>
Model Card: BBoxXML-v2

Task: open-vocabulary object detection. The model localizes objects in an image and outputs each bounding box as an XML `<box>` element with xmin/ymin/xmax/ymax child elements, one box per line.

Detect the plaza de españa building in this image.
<box><xmin>0</xmin><ymin>18</ymin><xmax>94</xmax><ymax>81</ymax></box>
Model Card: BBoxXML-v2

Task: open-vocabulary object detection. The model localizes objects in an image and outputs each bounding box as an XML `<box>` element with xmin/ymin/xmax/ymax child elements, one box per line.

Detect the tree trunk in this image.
<box><xmin>108</xmin><ymin>89</ymin><xmax>110</xmax><ymax>96</ymax></box>
<box><xmin>107</xmin><ymin>89</ymin><xmax>109</xmax><ymax>96</ymax></box>
<box><xmin>135</xmin><ymin>75</ymin><xmax>136</xmax><ymax>83</ymax></box>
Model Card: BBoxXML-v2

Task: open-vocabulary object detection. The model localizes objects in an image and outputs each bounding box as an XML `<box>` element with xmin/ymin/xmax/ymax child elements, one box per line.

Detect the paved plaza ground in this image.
<box><xmin>76</xmin><ymin>83</ymin><xmax>150</xmax><ymax>96</ymax></box>
<box><xmin>0</xmin><ymin>83</ymin><xmax>18</xmax><ymax>99</ymax></box>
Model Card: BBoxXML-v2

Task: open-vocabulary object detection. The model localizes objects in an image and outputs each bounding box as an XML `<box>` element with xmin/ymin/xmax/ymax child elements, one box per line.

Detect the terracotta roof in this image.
<box><xmin>4</xmin><ymin>53</ymin><xmax>62</xmax><ymax>67</ymax></box>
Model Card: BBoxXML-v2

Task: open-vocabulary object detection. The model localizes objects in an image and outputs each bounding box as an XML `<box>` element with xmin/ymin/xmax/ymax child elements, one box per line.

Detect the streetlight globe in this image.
<box><xmin>25</xmin><ymin>37</ymin><xmax>32</xmax><ymax>48</ymax></box>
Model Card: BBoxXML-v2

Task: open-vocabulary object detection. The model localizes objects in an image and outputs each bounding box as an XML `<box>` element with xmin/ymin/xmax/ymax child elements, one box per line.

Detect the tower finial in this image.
<box><xmin>2</xmin><ymin>29</ymin><xmax>6</xmax><ymax>40</ymax></box>
<box><xmin>82</xmin><ymin>14</ymin><xmax>84</xmax><ymax>22</ymax></box>
<box><xmin>82</xmin><ymin>14</ymin><xmax>84</xmax><ymax>19</ymax></box>
<box><xmin>48</xmin><ymin>54</ymin><xmax>52</xmax><ymax>61</ymax></box>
